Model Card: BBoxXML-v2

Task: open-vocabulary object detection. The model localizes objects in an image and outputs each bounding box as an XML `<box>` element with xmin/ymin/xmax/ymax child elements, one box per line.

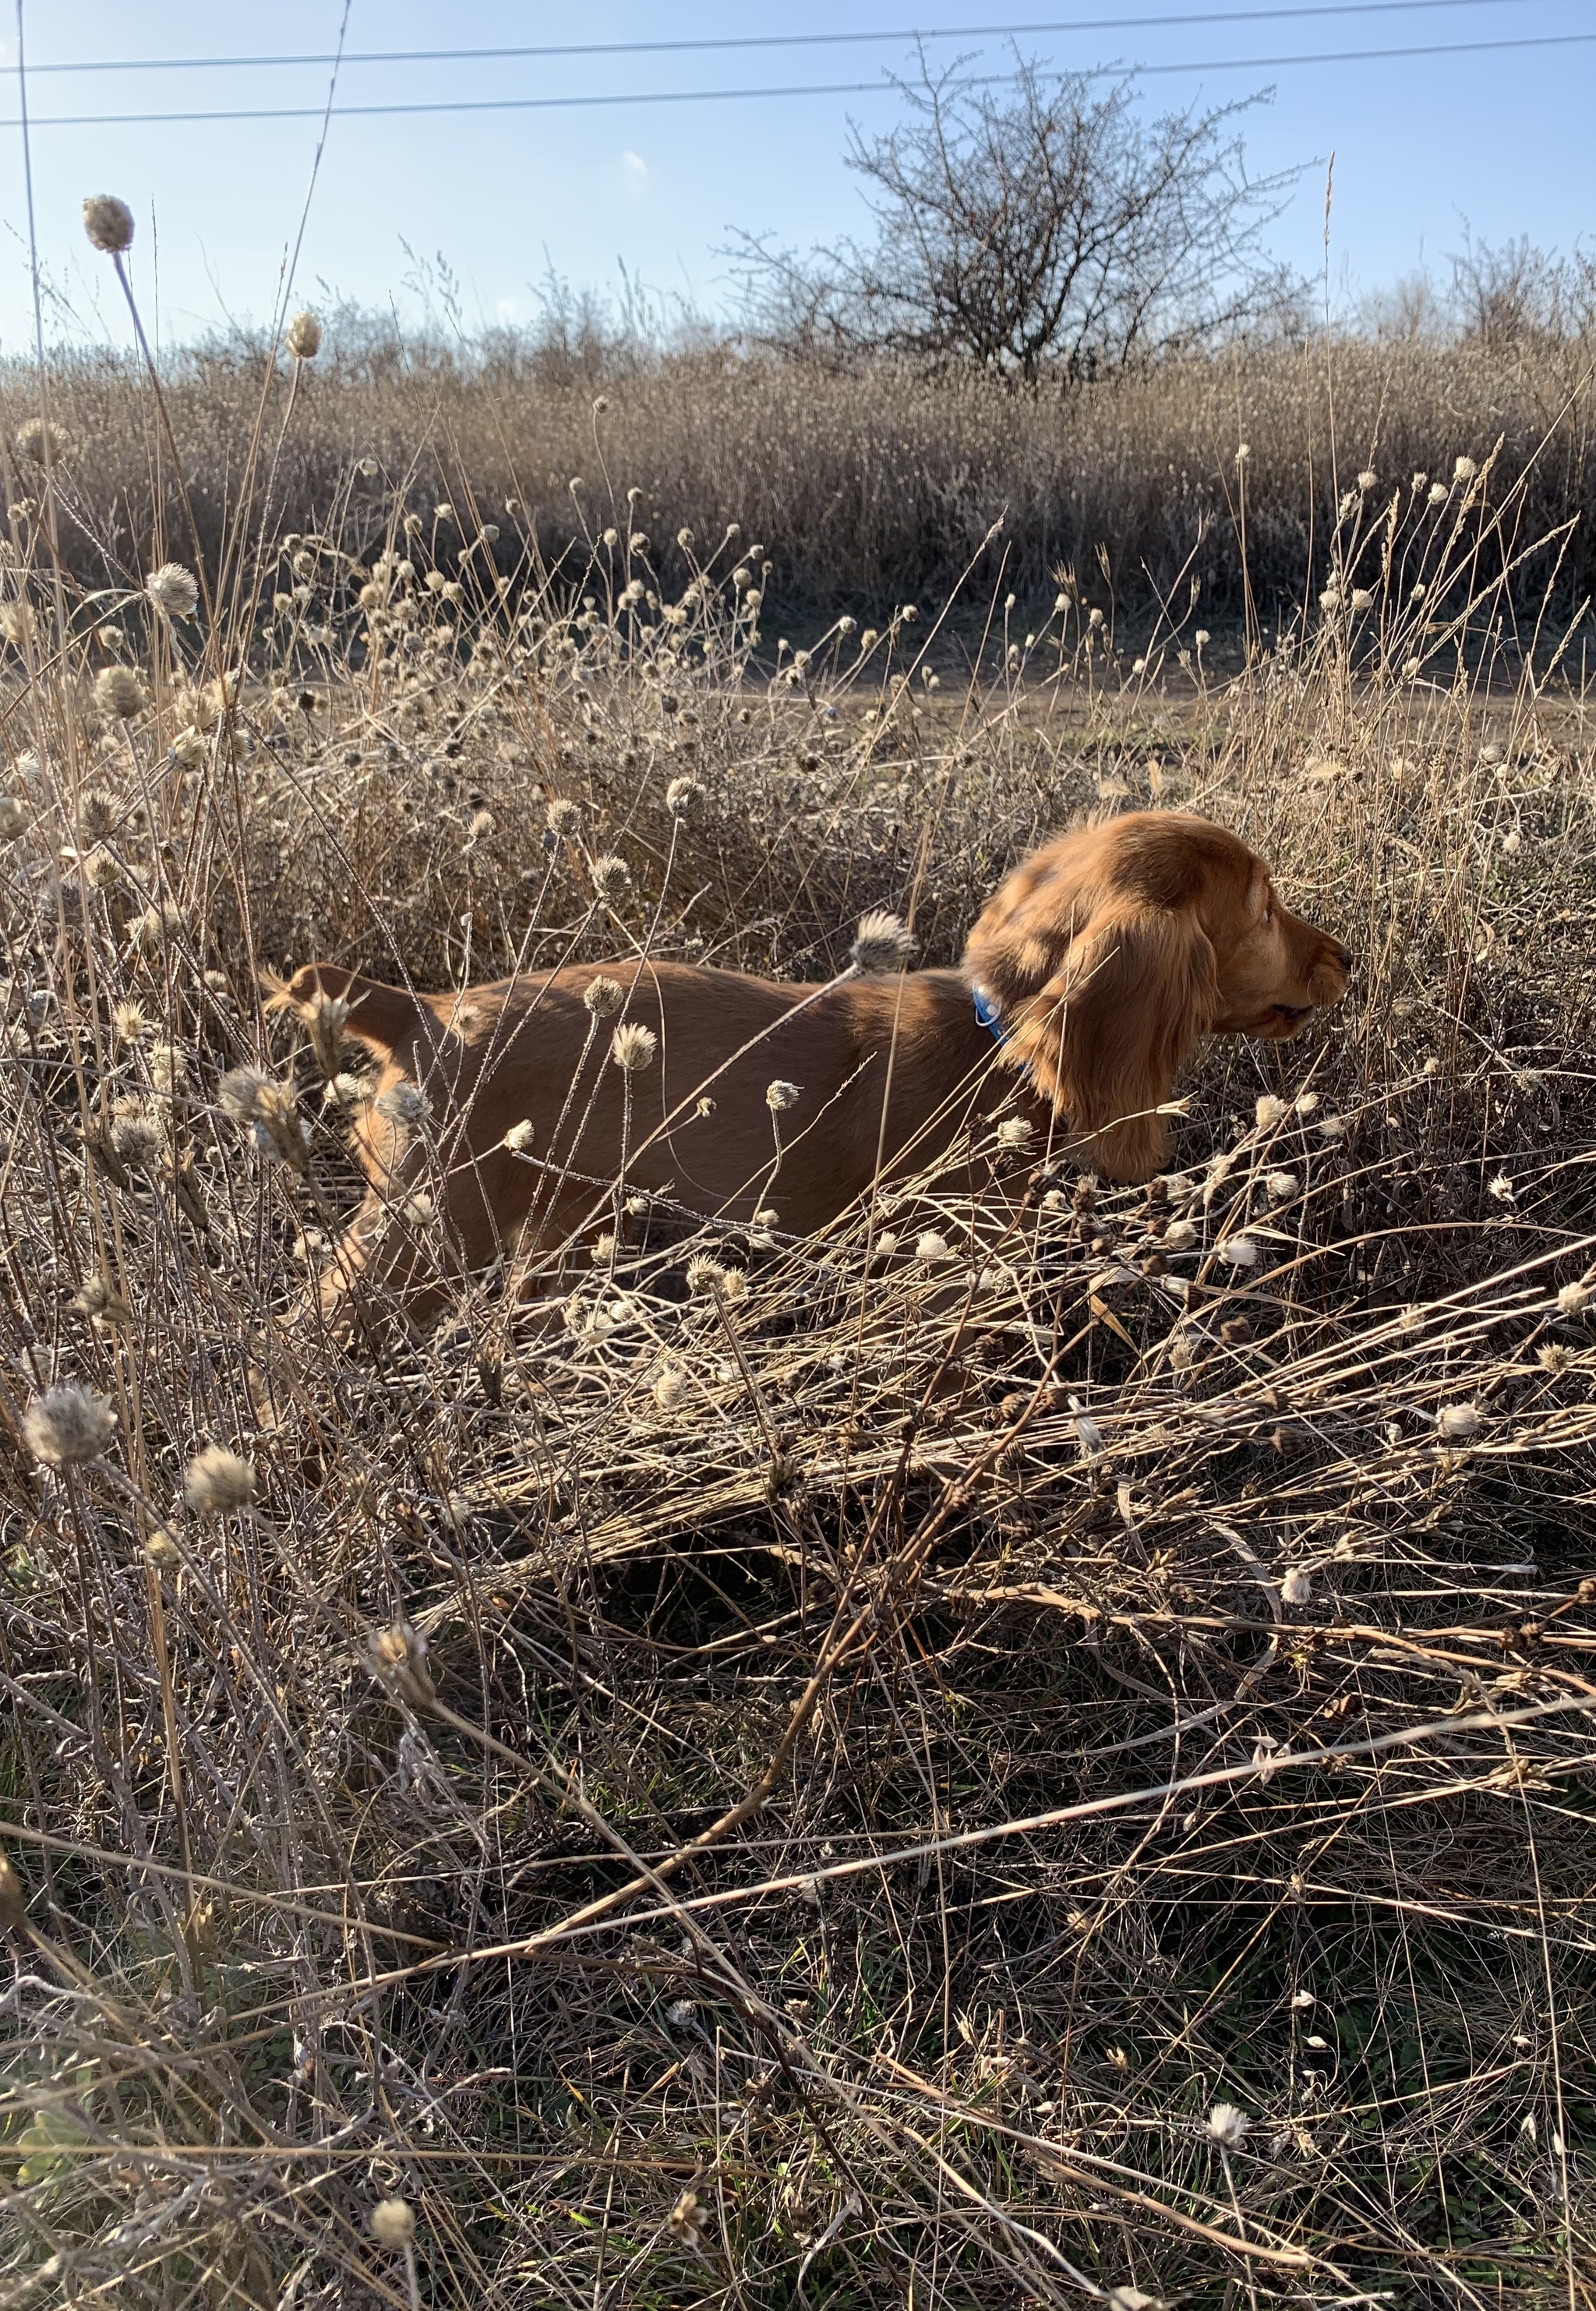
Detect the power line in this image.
<box><xmin>1</xmin><ymin>28</ymin><xmax>1591</xmax><ymax>130</ymax></box>
<box><xmin>0</xmin><ymin>0</ymin><xmax>1558</xmax><ymax>77</ymax></box>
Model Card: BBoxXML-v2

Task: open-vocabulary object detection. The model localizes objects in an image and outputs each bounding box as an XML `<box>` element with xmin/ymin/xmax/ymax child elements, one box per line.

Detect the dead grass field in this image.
<box><xmin>2</xmin><ymin>326</ymin><xmax>1596</xmax><ymax>2311</ymax></box>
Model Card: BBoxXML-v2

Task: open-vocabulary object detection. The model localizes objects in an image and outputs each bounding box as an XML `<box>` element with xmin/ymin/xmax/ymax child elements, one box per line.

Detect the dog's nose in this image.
<box><xmin>1337</xmin><ymin>947</ymin><xmax>1354</xmax><ymax>973</ymax></box>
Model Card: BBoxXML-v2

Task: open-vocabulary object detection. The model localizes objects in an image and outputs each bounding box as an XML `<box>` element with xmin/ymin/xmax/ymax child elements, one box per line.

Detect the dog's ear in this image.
<box><xmin>966</xmin><ymin>887</ymin><xmax>1218</xmax><ymax>1181</ymax></box>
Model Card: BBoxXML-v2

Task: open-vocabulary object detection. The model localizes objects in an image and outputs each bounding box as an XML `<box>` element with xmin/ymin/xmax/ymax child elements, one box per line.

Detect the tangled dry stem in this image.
<box><xmin>0</xmin><ymin>370</ymin><xmax>1594</xmax><ymax>2311</ymax></box>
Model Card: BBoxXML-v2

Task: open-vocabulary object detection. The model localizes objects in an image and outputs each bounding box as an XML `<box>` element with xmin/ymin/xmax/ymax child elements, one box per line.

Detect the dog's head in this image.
<box><xmin>962</xmin><ymin>811</ymin><xmax>1351</xmax><ymax>1180</ymax></box>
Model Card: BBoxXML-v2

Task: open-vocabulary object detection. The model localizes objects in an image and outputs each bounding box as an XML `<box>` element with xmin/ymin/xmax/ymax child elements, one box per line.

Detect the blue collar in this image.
<box><xmin>972</xmin><ymin>983</ymin><xmax>1008</xmax><ymax>1046</ymax></box>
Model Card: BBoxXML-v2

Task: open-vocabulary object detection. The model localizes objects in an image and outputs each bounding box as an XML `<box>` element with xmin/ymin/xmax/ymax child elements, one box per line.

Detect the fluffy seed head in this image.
<box><xmin>610</xmin><ymin>1021</ymin><xmax>656</xmax><ymax>1072</ymax></box>
<box><xmin>583</xmin><ymin>975</ymin><xmax>625</xmax><ymax>1019</ymax></box>
<box><xmin>370</xmin><ymin>2199</ymin><xmax>415</xmax><ymax>2247</ymax></box>
<box><xmin>83</xmin><ymin>195</ymin><xmax>134</xmax><ymax>253</ymax></box>
<box><xmin>591</xmin><ymin>853</ymin><xmax>631</xmax><ymax>901</ymax></box>
<box><xmin>653</xmin><ymin>1362</ymin><xmax>689</xmax><ymax>1413</ymax></box>
<box><xmin>1556</xmin><ymin>1281</ymin><xmax>1591</xmax><ymax>1317</ymax></box>
<box><xmin>686</xmin><ymin>1254</ymin><xmax>728</xmax><ymax>1295</ymax></box>
<box><xmin>94</xmin><ymin>665</ymin><xmax>144</xmax><ymax>721</ymax></box>
<box><xmin>1216</xmin><ymin>1235</ymin><xmax>1261</xmax><ymax>1268</ymax></box>
<box><xmin>765</xmin><ymin>1079</ymin><xmax>800</xmax><ymax>1112</ymax></box>
<box><xmin>915</xmin><ymin>1231</ymin><xmax>952</xmax><ymax>1263</ymax></box>
<box><xmin>850</xmin><ymin>908</ymin><xmax>915</xmax><ymax>974</ymax></box>
<box><xmin>184</xmin><ymin>1445</ymin><xmax>256</xmax><ymax>1515</ymax></box>
<box><xmin>304</xmin><ymin>992</ymin><xmax>350</xmax><ymax>1080</ymax></box>
<box><xmin>997</xmin><ymin>1116</ymin><xmax>1031</xmax><ymax>1147</ymax></box>
<box><xmin>145</xmin><ymin>563</ymin><xmax>199</xmax><ymax>620</ymax></box>
<box><xmin>285</xmin><ymin>310</ymin><xmax>323</xmax><ymax>360</ymax></box>
<box><xmin>1208</xmin><ymin>2102</ymin><xmax>1249</xmax><ymax>2147</ymax></box>
<box><xmin>16</xmin><ymin>417</ymin><xmax>70</xmax><ymax>468</ymax></box>
<box><xmin>1437</xmin><ymin>1401</ymin><xmax>1480</xmax><ymax>1442</ymax></box>
<box><xmin>666</xmin><ymin>776</ymin><xmax>704</xmax><ymax>818</ymax></box>
<box><xmin>373</xmin><ymin>1086</ymin><xmax>429</xmax><ymax>1136</ymax></box>
<box><xmin>546</xmin><ymin>797</ymin><xmax>582</xmax><ymax>839</ymax></box>
<box><xmin>1266</xmin><ymin>1170</ymin><xmax>1300</xmax><ymax>1201</ymax></box>
<box><xmin>220</xmin><ymin>1067</ymin><xmax>309</xmax><ymax>1171</ymax></box>
<box><xmin>24</xmin><ymin>1383</ymin><xmax>116</xmax><ymax>1467</ymax></box>
<box><xmin>1255</xmin><ymin>1094</ymin><xmax>1290</xmax><ymax>1129</ymax></box>
<box><xmin>668</xmin><ymin>2190</ymin><xmax>706</xmax><ymax>2246</ymax></box>
<box><xmin>1280</xmin><ymin>1566</ymin><xmax>1312</xmax><ymax>1606</ymax></box>
<box><xmin>504</xmin><ymin>1119</ymin><xmax>537</xmax><ymax>1155</ymax></box>
<box><xmin>1453</xmin><ymin>454</ymin><xmax>1477</xmax><ymax>482</ymax></box>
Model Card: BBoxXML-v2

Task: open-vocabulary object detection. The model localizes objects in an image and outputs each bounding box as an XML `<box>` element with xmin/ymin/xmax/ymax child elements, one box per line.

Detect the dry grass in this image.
<box><xmin>2</xmin><ymin>323</ymin><xmax>1596</xmax><ymax>2311</ymax></box>
<box><xmin>6</xmin><ymin>319</ymin><xmax>1596</xmax><ymax>634</ymax></box>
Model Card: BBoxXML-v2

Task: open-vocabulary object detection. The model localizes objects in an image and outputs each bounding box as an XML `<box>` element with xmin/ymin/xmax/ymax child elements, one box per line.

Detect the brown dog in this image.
<box><xmin>268</xmin><ymin>811</ymin><xmax>1350</xmax><ymax>1338</ymax></box>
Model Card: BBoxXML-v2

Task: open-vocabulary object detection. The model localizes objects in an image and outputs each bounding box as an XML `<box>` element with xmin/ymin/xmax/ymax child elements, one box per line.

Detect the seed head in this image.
<box><xmin>304</xmin><ymin>992</ymin><xmax>350</xmax><ymax>1080</ymax></box>
<box><xmin>285</xmin><ymin>311</ymin><xmax>323</xmax><ymax>360</ymax></box>
<box><xmin>610</xmin><ymin>1021</ymin><xmax>656</xmax><ymax>1072</ymax></box>
<box><xmin>146</xmin><ymin>563</ymin><xmax>199</xmax><ymax>620</ymax></box>
<box><xmin>653</xmin><ymin>1362</ymin><xmax>689</xmax><ymax>1413</ymax></box>
<box><xmin>686</xmin><ymin>1253</ymin><xmax>728</xmax><ymax>1295</ymax></box>
<box><xmin>997</xmin><ymin>1116</ymin><xmax>1031</xmax><ymax>1147</ymax></box>
<box><xmin>74</xmin><ymin>1274</ymin><xmax>132</xmax><ymax>1328</ymax></box>
<box><xmin>546</xmin><ymin>797</ymin><xmax>582</xmax><ymax>840</ymax></box>
<box><xmin>1453</xmin><ymin>455</ymin><xmax>1477</xmax><ymax>482</ymax></box>
<box><xmin>1351</xmin><ymin>588</ymin><xmax>1374</xmax><ymax>611</ymax></box>
<box><xmin>1266</xmin><ymin>1170</ymin><xmax>1300</xmax><ymax>1202</ymax></box>
<box><xmin>374</xmin><ymin>1080</ymin><xmax>429</xmax><ymax>1128</ymax></box>
<box><xmin>83</xmin><ymin>195</ymin><xmax>134</xmax><ymax>253</ymax></box>
<box><xmin>94</xmin><ymin>665</ymin><xmax>144</xmax><ymax>721</ymax></box>
<box><xmin>1255</xmin><ymin>1094</ymin><xmax>1290</xmax><ymax>1129</ymax></box>
<box><xmin>369</xmin><ymin>2199</ymin><xmax>415</xmax><ymax>2247</ymax></box>
<box><xmin>668</xmin><ymin>2190</ymin><xmax>706</xmax><ymax>2247</ymax></box>
<box><xmin>666</xmin><ymin>776</ymin><xmax>704</xmax><ymax>818</ymax></box>
<box><xmin>504</xmin><ymin>1119</ymin><xmax>537</xmax><ymax>1155</ymax></box>
<box><xmin>219</xmin><ymin>1067</ymin><xmax>309</xmax><ymax>1171</ymax></box>
<box><xmin>915</xmin><ymin>1231</ymin><xmax>952</xmax><ymax>1263</ymax></box>
<box><xmin>1280</xmin><ymin>1566</ymin><xmax>1312</xmax><ymax>1605</ymax></box>
<box><xmin>1556</xmin><ymin>1281</ymin><xmax>1591</xmax><ymax>1317</ymax></box>
<box><xmin>1427</xmin><ymin>481</ymin><xmax>1448</xmax><ymax>506</ymax></box>
<box><xmin>184</xmin><ymin>1445</ymin><xmax>256</xmax><ymax>1515</ymax></box>
<box><xmin>1216</xmin><ymin>1235</ymin><xmax>1261</xmax><ymax>1268</ymax></box>
<box><xmin>24</xmin><ymin>1382</ymin><xmax>116</xmax><ymax>1466</ymax></box>
<box><xmin>850</xmin><ymin>909</ymin><xmax>915</xmax><ymax>974</ymax></box>
<box><xmin>15</xmin><ymin>417</ymin><xmax>70</xmax><ymax>468</ymax></box>
<box><xmin>584</xmin><ymin>975</ymin><xmax>625</xmax><ymax>1019</ymax></box>
<box><xmin>1208</xmin><ymin>2102</ymin><xmax>1249</xmax><ymax>2147</ymax></box>
<box><xmin>765</xmin><ymin>1080</ymin><xmax>800</xmax><ymax>1112</ymax></box>
<box><xmin>366</xmin><ymin>1619</ymin><xmax>436</xmax><ymax>1710</ymax></box>
<box><xmin>591</xmin><ymin>853</ymin><xmax>631</xmax><ymax>901</ymax></box>
<box><xmin>1437</xmin><ymin>1401</ymin><xmax>1480</xmax><ymax>1443</ymax></box>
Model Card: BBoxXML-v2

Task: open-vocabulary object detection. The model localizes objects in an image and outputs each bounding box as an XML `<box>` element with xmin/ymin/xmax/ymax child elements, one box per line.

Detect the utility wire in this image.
<box><xmin>0</xmin><ymin>0</ymin><xmax>1558</xmax><ymax>78</ymax></box>
<box><xmin>1</xmin><ymin>28</ymin><xmax>1592</xmax><ymax>130</ymax></box>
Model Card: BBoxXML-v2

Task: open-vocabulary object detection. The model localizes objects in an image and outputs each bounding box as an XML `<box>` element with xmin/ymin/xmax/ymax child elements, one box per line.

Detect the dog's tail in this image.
<box><xmin>261</xmin><ymin>963</ymin><xmax>423</xmax><ymax>1060</ymax></box>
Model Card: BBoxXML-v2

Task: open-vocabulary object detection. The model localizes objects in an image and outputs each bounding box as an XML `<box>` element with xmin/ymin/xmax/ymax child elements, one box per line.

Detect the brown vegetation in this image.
<box><xmin>1</xmin><ymin>318</ymin><xmax>1594</xmax><ymax>2309</ymax></box>
<box><xmin>7</xmin><ymin>323</ymin><xmax>1596</xmax><ymax>631</ymax></box>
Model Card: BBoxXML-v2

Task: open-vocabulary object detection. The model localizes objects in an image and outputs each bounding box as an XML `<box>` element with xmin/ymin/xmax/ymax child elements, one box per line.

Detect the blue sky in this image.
<box><xmin>2</xmin><ymin>0</ymin><xmax>1592</xmax><ymax>350</ymax></box>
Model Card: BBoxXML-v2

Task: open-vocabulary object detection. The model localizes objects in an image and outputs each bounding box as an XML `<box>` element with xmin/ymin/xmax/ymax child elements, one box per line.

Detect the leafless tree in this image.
<box><xmin>1449</xmin><ymin>230</ymin><xmax>1596</xmax><ymax>351</ymax></box>
<box><xmin>727</xmin><ymin>51</ymin><xmax>1303</xmax><ymax>380</ymax></box>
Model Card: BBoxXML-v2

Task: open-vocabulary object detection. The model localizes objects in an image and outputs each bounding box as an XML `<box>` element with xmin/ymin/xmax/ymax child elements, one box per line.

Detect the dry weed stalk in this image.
<box><xmin>0</xmin><ymin>328</ymin><xmax>1593</xmax><ymax>2311</ymax></box>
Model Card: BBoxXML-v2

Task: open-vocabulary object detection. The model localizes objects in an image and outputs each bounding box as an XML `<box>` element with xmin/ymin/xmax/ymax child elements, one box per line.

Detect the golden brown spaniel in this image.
<box><xmin>267</xmin><ymin>811</ymin><xmax>1350</xmax><ymax>1338</ymax></box>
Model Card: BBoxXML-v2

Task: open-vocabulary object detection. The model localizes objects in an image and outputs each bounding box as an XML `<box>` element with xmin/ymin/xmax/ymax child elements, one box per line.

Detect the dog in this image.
<box><xmin>266</xmin><ymin>811</ymin><xmax>1351</xmax><ymax>1341</ymax></box>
